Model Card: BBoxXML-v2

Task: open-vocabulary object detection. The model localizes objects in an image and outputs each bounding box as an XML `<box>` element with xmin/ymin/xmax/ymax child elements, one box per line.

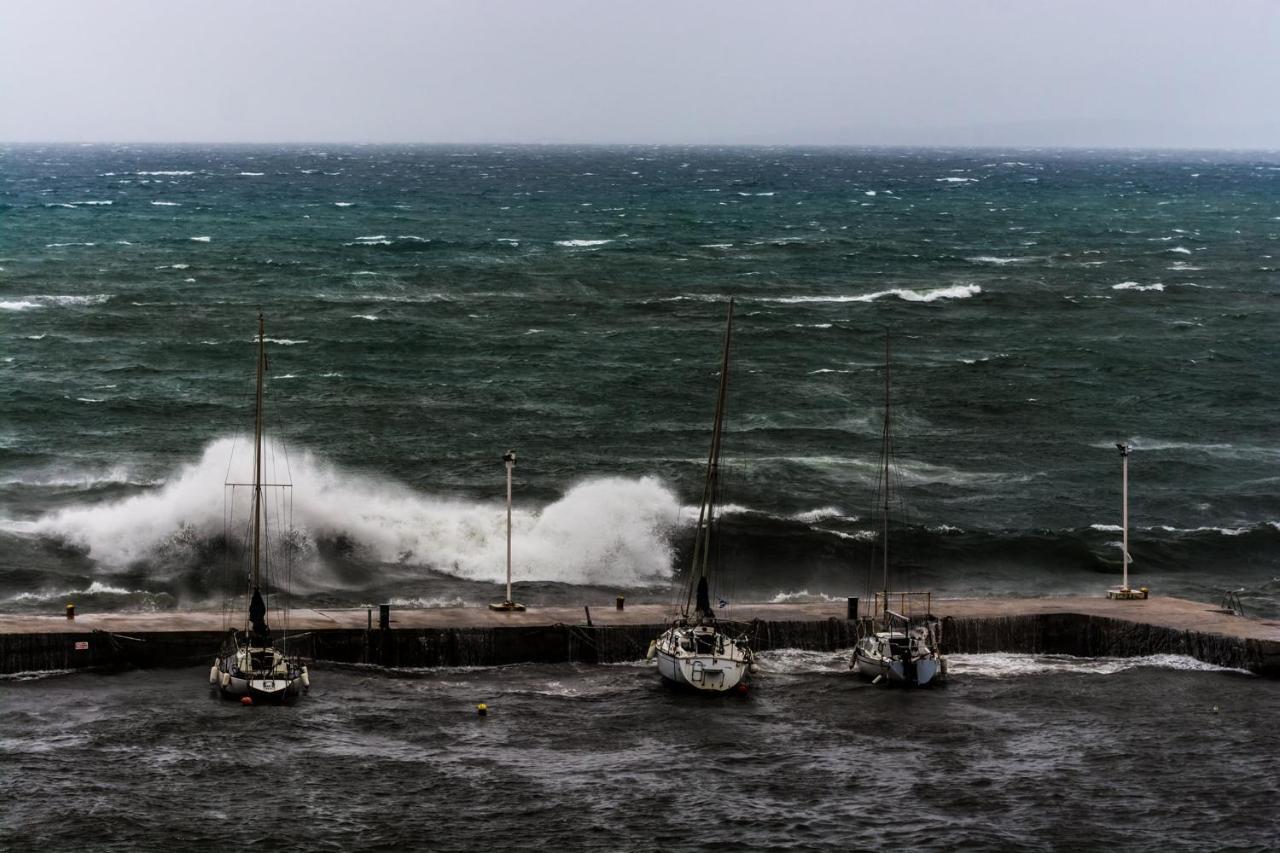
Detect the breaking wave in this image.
<box><xmin>761</xmin><ymin>284</ymin><xmax>981</xmax><ymax>304</ymax></box>
<box><xmin>30</xmin><ymin>439</ymin><xmax>683</xmax><ymax>588</ymax></box>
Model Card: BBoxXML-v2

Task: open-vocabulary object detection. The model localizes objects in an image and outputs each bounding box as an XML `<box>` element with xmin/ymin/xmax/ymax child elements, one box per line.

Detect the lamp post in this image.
<box><xmin>1118</xmin><ymin>442</ymin><xmax>1130</xmax><ymax>591</ymax></box>
<box><xmin>490</xmin><ymin>449</ymin><xmax>526</xmax><ymax>612</ymax></box>
<box><xmin>1107</xmin><ymin>442</ymin><xmax>1146</xmax><ymax>600</ymax></box>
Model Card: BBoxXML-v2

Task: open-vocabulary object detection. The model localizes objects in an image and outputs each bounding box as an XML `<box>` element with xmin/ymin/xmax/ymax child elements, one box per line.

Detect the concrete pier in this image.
<box><xmin>2</xmin><ymin>595</ymin><xmax>1277</xmax><ymax>677</ymax></box>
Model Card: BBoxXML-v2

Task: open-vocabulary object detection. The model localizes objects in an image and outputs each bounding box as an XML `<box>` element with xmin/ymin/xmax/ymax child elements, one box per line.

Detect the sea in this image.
<box><xmin>2</xmin><ymin>144</ymin><xmax>1279</xmax><ymax>851</ymax></box>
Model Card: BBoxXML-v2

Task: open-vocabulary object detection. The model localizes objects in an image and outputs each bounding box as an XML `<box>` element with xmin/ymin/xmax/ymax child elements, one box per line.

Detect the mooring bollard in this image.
<box><xmin>379</xmin><ymin>604</ymin><xmax>390</xmax><ymax>630</ymax></box>
<box><xmin>616</xmin><ymin>595</ymin><xmax>625</xmax><ymax>611</ymax></box>
<box><xmin>847</xmin><ymin>597</ymin><xmax>859</xmax><ymax>621</ymax></box>
<box><xmin>66</xmin><ymin>603</ymin><xmax>75</xmax><ymax>620</ymax></box>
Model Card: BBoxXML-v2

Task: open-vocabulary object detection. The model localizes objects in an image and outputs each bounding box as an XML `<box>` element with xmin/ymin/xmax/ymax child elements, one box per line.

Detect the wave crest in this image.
<box><xmin>31</xmin><ymin>439</ymin><xmax>681</xmax><ymax>587</ymax></box>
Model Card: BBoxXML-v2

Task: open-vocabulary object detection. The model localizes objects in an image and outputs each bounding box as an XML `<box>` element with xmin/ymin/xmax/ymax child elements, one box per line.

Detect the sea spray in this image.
<box><xmin>32</xmin><ymin>438</ymin><xmax>681</xmax><ymax>587</ymax></box>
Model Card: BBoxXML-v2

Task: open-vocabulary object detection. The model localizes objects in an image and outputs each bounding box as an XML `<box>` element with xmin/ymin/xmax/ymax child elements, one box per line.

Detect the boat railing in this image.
<box><xmin>874</xmin><ymin>591</ymin><xmax>933</xmax><ymax>620</ymax></box>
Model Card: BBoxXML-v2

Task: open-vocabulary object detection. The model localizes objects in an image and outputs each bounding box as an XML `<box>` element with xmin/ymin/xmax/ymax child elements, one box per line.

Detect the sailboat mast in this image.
<box><xmin>251</xmin><ymin>314</ymin><xmax>266</xmax><ymax>591</ymax></box>
<box><xmin>687</xmin><ymin>300</ymin><xmax>735</xmax><ymax>609</ymax></box>
<box><xmin>881</xmin><ymin>332</ymin><xmax>891</xmax><ymax>614</ymax></box>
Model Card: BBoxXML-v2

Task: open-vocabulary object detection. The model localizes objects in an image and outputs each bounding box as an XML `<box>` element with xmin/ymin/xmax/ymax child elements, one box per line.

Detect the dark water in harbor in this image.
<box><xmin>2</xmin><ymin>654</ymin><xmax>1276</xmax><ymax>852</ymax></box>
<box><xmin>2</xmin><ymin>144</ymin><xmax>1279</xmax><ymax>616</ymax></box>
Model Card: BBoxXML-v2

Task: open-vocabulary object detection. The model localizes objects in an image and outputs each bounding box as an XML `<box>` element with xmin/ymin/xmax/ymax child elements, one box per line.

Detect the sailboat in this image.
<box><xmin>650</xmin><ymin>299</ymin><xmax>757</xmax><ymax>693</ymax></box>
<box><xmin>208</xmin><ymin>314</ymin><xmax>310</xmax><ymax>703</ymax></box>
<box><xmin>850</xmin><ymin>334</ymin><xmax>946</xmax><ymax>687</ymax></box>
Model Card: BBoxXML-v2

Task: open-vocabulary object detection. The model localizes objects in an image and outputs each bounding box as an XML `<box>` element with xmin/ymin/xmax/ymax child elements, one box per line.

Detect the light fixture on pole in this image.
<box><xmin>1107</xmin><ymin>442</ymin><xmax>1148</xmax><ymax>600</ymax></box>
<box><xmin>490</xmin><ymin>449</ymin><xmax>526</xmax><ymax>612</ymax></box>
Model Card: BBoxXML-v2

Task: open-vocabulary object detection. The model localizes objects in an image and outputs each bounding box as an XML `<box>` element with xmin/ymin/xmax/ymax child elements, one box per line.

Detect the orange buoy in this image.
<box><xmin>240</xmin><ymin>696</ymin><xmax>253</xmax><ymax>706</ymax></box>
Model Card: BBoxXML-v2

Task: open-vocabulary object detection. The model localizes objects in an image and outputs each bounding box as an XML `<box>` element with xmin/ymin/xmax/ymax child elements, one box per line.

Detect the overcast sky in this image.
<box><xmin>2</xmin><ymin>0</ymin><xmax>1277</xmax><ymax>148</ymax></box>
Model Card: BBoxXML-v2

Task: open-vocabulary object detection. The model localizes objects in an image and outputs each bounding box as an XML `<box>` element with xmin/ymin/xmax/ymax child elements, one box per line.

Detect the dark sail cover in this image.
<box><xmin>695</xmin><ymin>576</ymin><xmax>713</xmax><ymax>619</ymax></box>
<box><xmin>249</xmin><ymin>587</ymin><xmax>269</xmax><ymax>637</ymax></box>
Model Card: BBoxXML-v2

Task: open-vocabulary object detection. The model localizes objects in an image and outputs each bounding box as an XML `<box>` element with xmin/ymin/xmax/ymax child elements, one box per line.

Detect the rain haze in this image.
<box><xmin>2</xmin><ymin>0</ymin><xmax>1279</xmax><ymax>148</ymax></box>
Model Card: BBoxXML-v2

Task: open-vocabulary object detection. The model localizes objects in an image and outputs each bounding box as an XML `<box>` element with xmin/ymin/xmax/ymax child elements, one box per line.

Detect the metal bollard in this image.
<box><xmin>616</xmin><ymin>595</ymin><xmax>625</xmax><ymax>611</ymax></box>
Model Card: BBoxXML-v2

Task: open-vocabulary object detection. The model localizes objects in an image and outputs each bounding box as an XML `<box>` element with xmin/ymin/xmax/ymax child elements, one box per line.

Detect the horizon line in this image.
<box><xmin>4</xmin><ymin>139</ymin><xmax>1280</xmax><ymax>155</ymax></box>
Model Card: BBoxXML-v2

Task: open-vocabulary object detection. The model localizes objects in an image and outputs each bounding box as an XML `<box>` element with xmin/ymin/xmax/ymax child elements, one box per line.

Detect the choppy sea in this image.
<box><xmin>3</xmin><ymin>144</ymin><xmax>1280</xmax><ymax>852</ymax></box>
<box><xmin>2</xmin><ymin>144</ymin><xmax>1277</xmax><ymax>615</ymax></box>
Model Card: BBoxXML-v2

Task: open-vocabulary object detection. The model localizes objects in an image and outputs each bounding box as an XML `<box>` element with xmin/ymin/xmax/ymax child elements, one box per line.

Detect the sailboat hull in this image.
<box><xmin>212</xmin><ymin>647</ymin><xmax>308</xmax><ymax>703</ymax></box>
<box><xmin>654</xmin><ymin>626</ymin><xmax>751</xmax><ymax>693</ymax></box>
<box><xmin>216</xmin><ymin>672</ymin><xmax>304</xmax><ymax>703</ymax></box>
<box><xmin>852</xmin><ymin>632</ymin><xmax>944</xmax><ymax>687</ymax></box>
<box><xmin>852</xmin><ymin>650</ymin><xmax>943</xmax><ymax>686</ymax></box>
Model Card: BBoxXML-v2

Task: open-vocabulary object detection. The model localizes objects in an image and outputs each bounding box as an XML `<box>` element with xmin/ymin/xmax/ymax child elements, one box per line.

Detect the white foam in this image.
<box><xmin>789</xmin><ymin>506</ymin><xmax>846</xmax><ymax>523</ymax></box>
<box><xmin>769</xmin><ymin>590</ymin><xmax>837</xmax><ymax>604</ymax></box>
<box><xmin>936</xmin><ymin>177</ymin><xmax>978</xmax><ymax>183</ymax></box>
<box><xmin>150</xmin><ymin>201</ymin><xmax>180</xmax><ymax>206</ymax></box>
<box><xmin>945</xmin><ymin>653</ymin><xmax>1250</xmax><ymax>678</ymax></box>
<box><xmin>334</xmin><ymin>202</ymin><xmax>355</xmax><ymax>207</ymax></box>
<box><xmin>1094</xmin><ymin>438</ymin><xmax>1279</xmax><ymax>459</ymax></box>
<box><xmin>753</xmin><ymin>647</ymin><xmax>850</xmax><ymax>674</ymax></box>
<box><xmin>2</xmin><ymin>581</ymin><xmax>143</xmax><ymax>604</ymax></box>
<box><xmin>0</xmin><ymin>294</ymin><xmax>108</xmax><ymax>311</ymax></box>
<box><xmin>864</xmin><ymin>190</ymin><xmax>876</xmax><ymax>196</ymax></box>
<box><xmin>1153</xmin><ymin>524</ymin><xmax>1250</xmax><ymax>537</ymax></box>
<box><xmin>352</xmin><ymin>314</ymin><xmax>378</xmax><ymax>321</ymax></box>
<box><xmin>967</xmin><ymin>256</ymin><xmax>1034</xmax><ymax>265</ymax></box>
<box><xmin>32</xmin><ymin>439</ymin><xmax>682</xmax><ymax>586</ymax></box>
<box><xmin>387</xmin><ymin>596</ymin><xmax>469</xmax><ymax>609</ymax></box>
<box><xmin>555</xmin><ymin>239</ymin><xmax>612</xmax><ymax>247</ymax></box>
<box><xmin>238</xmin><ymin>172</ymin><xmax>265</xmax><ymax>177</ymax></box>
<box><xmin>1112</xmin><ymin>282</ymin><xmax>1165</xmax><ymax>291</ymax></box>
<box><xmin>136</xmin><ymin>171</ymin><xmax>194</xmax><ymax>176</ymax></box>
<box><xmin>190</xmin><ymin>236</ymin><xmax>211</xmax><ymax>242</ymax></box>
<box><xmin>761</xmin><ymin>283</ymin><xmax>980</xmax><ymax>304</ymax></box>
<box><xmin>0</xmin><ymin>465</ymin><xmax>151</xmax><ymax>490</ymax></box>
<box><xmin>1090</xmin><ymin>523</ymin><xmax>1123</xmax><ymax>532</ymax></box>
<box><xmin>45</xmin><ymin>242</ymin><xmax>96</xmax><ymax>248</ymax></box>
<box><xmin>1168</xmin><ymin>246</ymin><xmax>1193</xmax><ymax>254</ymax></box>
<box><xmin>262</xmin><ymin>338</ymin><xmax>308</xmax><ymax>346</ymax></box>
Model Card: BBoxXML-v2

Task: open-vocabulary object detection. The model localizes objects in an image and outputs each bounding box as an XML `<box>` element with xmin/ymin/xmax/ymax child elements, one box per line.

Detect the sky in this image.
<box><xmin>1</xmin><ymin>0</ymin><xmax>1278</xmax><ymax>149</ymax></box>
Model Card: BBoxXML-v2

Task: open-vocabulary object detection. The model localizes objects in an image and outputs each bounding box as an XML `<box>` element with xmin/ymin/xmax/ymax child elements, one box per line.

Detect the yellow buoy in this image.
<box><xmin>476</xmin><ymin>703</ymin><xmax>488</xmax><ymax>717</ymax></box>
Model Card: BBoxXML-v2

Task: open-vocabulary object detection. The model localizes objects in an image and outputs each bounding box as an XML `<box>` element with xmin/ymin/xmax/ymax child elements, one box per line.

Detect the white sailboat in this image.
<box><xmin>209</xmin><ymin>314</ymin><xmax>310</xmax><ymax>703</ymax></box>
<box><xmin>850</xmin><ymin>334</ymin><xmax>947</xmax><ymax>687</ymax></box>
<box><xmin>651</xmin><ymin>299</ymin><xmax>757</xmax><ymax>693</ymax></box>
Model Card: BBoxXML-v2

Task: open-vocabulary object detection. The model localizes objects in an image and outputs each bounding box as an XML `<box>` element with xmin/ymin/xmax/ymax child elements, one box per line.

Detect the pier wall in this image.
<box><xmin>3</xmin><ymin>612</ymin><xmax>1277</xmax><ymax>677</ymax></box>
